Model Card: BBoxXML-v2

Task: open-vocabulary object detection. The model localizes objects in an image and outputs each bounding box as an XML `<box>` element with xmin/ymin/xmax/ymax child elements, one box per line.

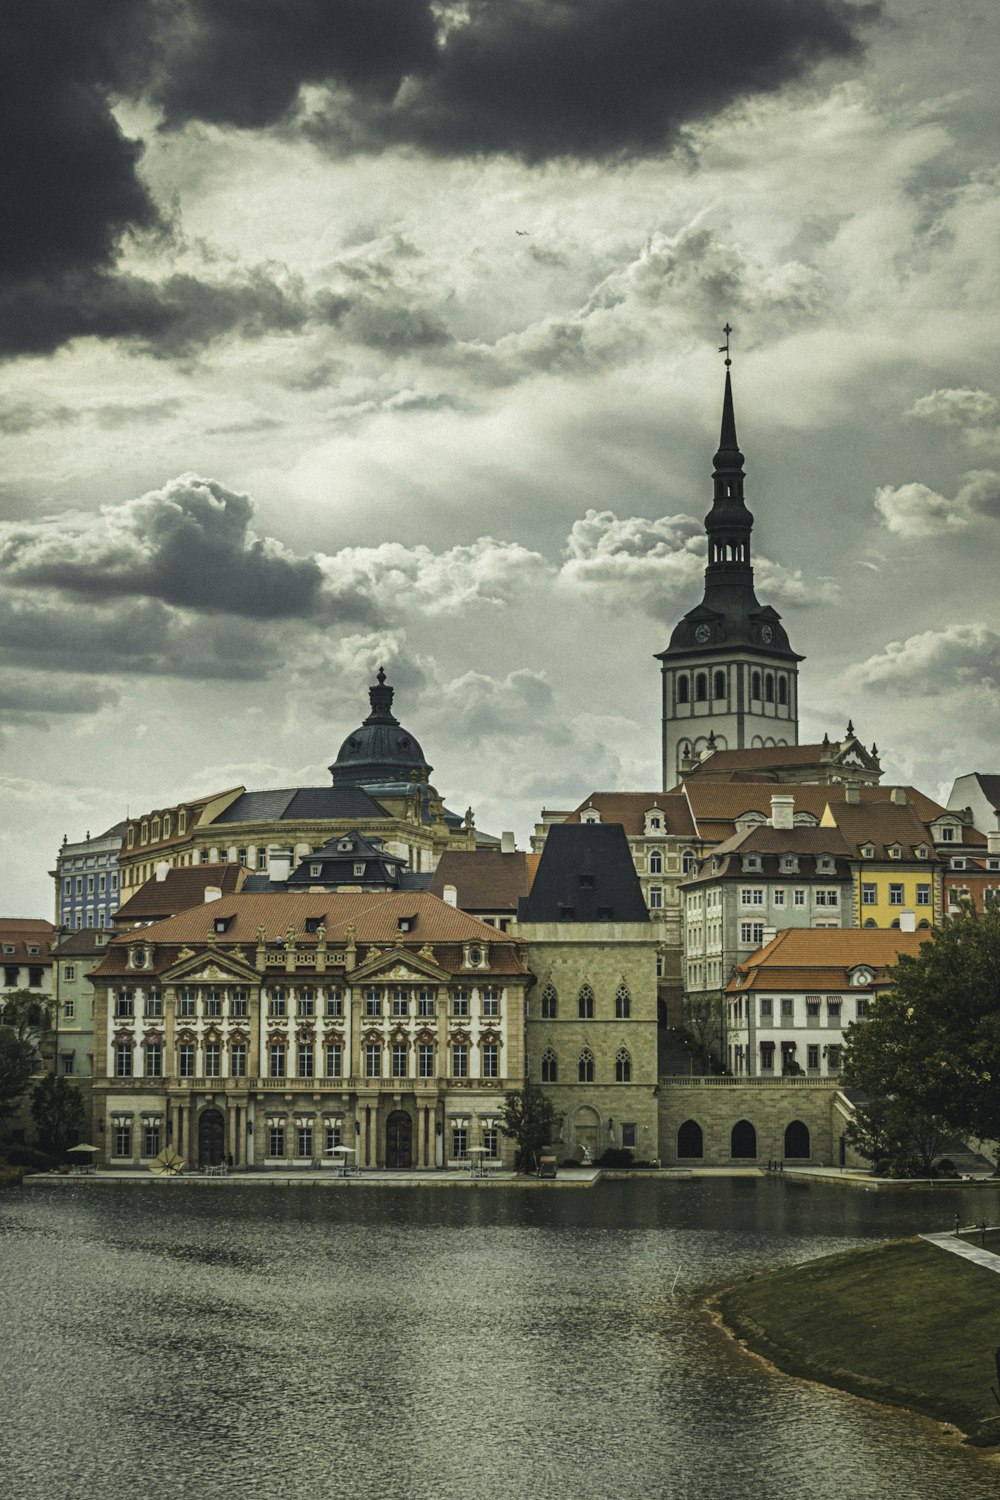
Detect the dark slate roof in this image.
<box><xmin>517</xmin><ymin>823</ymin><xmax>649</xmax><ymax>924</ymax></box>
<box><xmin>974</xmin><ymin>774</ymin><xmax>1000</xmax><ymax>810</ymax></box>
<box><xmin>212</xmin><ymin>786</ymin><xmax>389</xmax><ymax>824</ymax></box>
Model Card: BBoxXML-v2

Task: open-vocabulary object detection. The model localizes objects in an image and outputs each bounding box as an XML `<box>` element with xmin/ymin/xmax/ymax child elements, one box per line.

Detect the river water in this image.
<box><xmin>2</xmin><ymin>1178</ymin><xmax>998</xmax><ymax>1500</ymax></box>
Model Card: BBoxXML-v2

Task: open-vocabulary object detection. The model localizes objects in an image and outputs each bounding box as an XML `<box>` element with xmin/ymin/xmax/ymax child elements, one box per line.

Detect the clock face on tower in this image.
<box><xmin>694</xmin><ymin>624</ymin><xmax>711</xmax><ymax>644</ymax></box>
<box><xmin>760</xmin><ymin>624</ymin><xmax>773</xmax><ymax>644</ymax></box>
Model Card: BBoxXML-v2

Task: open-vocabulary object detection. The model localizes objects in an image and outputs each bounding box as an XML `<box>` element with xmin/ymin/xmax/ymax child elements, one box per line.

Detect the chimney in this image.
<box><xmin>203</xmin><ymin>886</ymin><xmax>223</xmax><ymax>904</ymax></box>
<box><xmin>898</xmin><ymin>910</ymin><xmax>916</xmax><ymax>932</ymax></box>
<box><xmin>844</xmin><ymin>782</ymin><xmax>860</xmax><ymax>804</ymax></box>
<box><xmin>890</xmin><ymin>786</ymin><xmax>906</xmax><ymax>805</ymax></box>
<box><xmin>267</xmin><ymin>847</ymin><xmax>293</xmax><ymax>883</ymax></box>
<box><xmin>155</xmin><ymin>861</ymin><xmax>170</xmax><ymax>882</ymax></box>
<box><xmin>988</xmin><ymin>830</ymin><xmax>1000</xmax><ymax>857</ymax></box>
<box><xmin>770</xmin><ymin>795</ymin><xmax>794</xmax><ymax>830</ymax></box>
<box><xmin>501</xmin><ymin>831</ymin><xmax>516</xmax><ymax>855</ymax></box>
<box><xmin>443</xmin><ymin>884</ymin><xmax>458</xmax><ymax>908</ymax></box>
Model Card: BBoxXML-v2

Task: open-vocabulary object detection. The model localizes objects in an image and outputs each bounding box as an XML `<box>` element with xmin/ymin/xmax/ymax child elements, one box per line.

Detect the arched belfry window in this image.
<box><xmin>695</xmin><ymin>673</ymin><xmax>708</xmax><ymax>702</ymax></box>
<box><xmin>541</xmin><ymin>1048</ymin><xmax>558</xmax><ymax>1083</ymax></box>
<box><xmin>778</xmin><ymin>677</ymin><xmax>788</xmax><ymax>706</ymax></box>
<box><xmin>578</xmin><ymin>984</ymin><xmax>594</xmax><ymax>1019</ymax></box>
<box><xmin>677</xmin><ymin>675</ymin><xmax>690</xmax><ymax>705</ymax></box>
<box><xmin>578</xmin><ymin>1049</ymin><xmax>594</xmax><ymax>1083</ymax></box>
<box><xmin>615</xmin><ymin>1048</ymin><xmax>631</xmax><ymax>1082</ymax></box>
<box><xmin>615</xmin><ymin>984</ymin><xmax>631</xmax><ymax>1019</ymax></box>
<box><xmin>765</xmin><ymin>674</ymin><xmax>775</xmax><ymax>703</ymax></box>
<box><xmin>751</xmin><ymin>671</ymin><xmax>762</xmax><ymax>700</ymax></box>
<box><xmin>713</xmin><ymin>670</ymin><xmax>726</xmax><ymax>700</ymax></box>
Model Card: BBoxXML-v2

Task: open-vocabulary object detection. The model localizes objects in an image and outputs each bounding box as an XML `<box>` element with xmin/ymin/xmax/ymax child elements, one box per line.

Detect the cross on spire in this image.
<box><xmin>718</xmin><ymin>322</ymin><xmax>733</xmax><ymax>367</ymax></box>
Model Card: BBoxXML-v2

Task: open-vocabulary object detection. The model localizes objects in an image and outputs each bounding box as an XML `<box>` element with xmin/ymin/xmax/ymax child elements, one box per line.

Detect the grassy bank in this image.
<box><xmin>719</xmin><ymin>1239</ymin><xmax>1000</xmax><ymax>1446</ymax></box>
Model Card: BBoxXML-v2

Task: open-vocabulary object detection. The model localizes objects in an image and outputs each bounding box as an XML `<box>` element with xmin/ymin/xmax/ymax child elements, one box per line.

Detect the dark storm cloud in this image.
<box><xmin>305</xmin><ymin>0</ymin><xmax>881</xmax><ymax>162</ymax></box>
<box><xmin>0</xmin><ymin>674</ymin><xmax>120</xmax><ymax>721</ymax></box>
<box><xmin>148</xmin><ymin>0</ymin><xmax>438</xmax><ymax>129</ymax></box>
<box><xmin>0</xmin><ymin>591</ymin><xmax>279</xmax><ymax>681</ymax></box>
<box><xmin>0</xmin><ymin>477</ymin><xmax>325</xmax><ymax>619</ymax></box>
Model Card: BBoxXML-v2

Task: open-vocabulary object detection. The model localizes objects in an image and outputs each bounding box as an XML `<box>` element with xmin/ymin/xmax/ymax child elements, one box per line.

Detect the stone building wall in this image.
<box><xmin>659</xmin><ymin>1079</ymin><xmax>843</xmax><ymax>1166</ymax></box>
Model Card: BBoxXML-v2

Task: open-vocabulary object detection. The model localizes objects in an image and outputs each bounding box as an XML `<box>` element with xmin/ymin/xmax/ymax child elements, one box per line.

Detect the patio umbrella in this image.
<box><xmin>149</xmin><ymin>1148</ymin><xmax>185</xmax><ymax>1176</ymax></box>
<box><xmin>67</xmin><ymin>1143</ymin><xmax>99</xmax><ymax>1153</ymax></box>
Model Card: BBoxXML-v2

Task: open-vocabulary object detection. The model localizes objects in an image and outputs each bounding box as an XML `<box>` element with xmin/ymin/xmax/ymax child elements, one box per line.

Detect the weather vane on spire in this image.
<box><xmin>718</xmin><ymin>322</ymin><xmax>733</xmax><ymax>367</ymax></box>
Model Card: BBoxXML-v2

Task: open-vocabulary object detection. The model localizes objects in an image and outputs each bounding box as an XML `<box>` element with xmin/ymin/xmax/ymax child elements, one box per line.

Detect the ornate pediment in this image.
<box><xmin>351</xmin><ymin>948</ymin><xmax>449</xmax><ymax>983</ymax></box>
<box><xmin>162</xmin><ymin>947</ymin><xmax>260</xmax><ymax>985</ymax></box>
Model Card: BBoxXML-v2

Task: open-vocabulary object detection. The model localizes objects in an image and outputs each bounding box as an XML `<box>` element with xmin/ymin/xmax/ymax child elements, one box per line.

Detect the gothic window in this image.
<box><xmin>695</xmin><ymin>673</ymin><xmax>708</xmax><ymax>702</ymax></box>
<box><xmin>677</xmin><ymin>1120</ymin><xmax>703</xmax><ymax>1159</ymax></box>
<box><xmin>778</xmin><ymin>677</ymin><xmax>788</xmax><ymax>706</ymax></box>
<box><xmin>578</xmin><ymin>984</ymin><xmax>594</xmax><ymax>1019</ymax></box>
<box><xmin>578</xmin><ymin>1049</ymin><xmax>594</xmax><ymax>1083</ymax></box>
<box><xmin>751</xmin><ymin>671</ymin><xmax>762</xmax><ymax>700</ymax></box>
<box><xmin>677</xmin><ymin>675</ymin><xmax>690</xmax><ymax>705</ymax></box>
<box><xmin>731</xmin><ymin>1119</ymin><xmax>757</xmax><ymax>1159</ymax></box>
<box><xmin>615</xmin><ymin>1048</ymin><xmax>632</xmax><ymax>1082</ymax></box>
<box><xmin>713</xmin><ymin>670</ymin><xmax>726</xmax><ymax>700</ymax></box>
<box><xmin>541</xmin><ymin>1048</ymin><xmax>558</xmax><ymax>1082</ymax></box>
<box><xmin>615</xmin><ymin>984</ymin><xmax>631</xmax><ymax>1019</ymax></box>
<box><xmin>764</xmin><ymin>673</ymin><xmax>775</xmax><ymax>703</ymax></box>
<box><xmin>541</xmin><ymin>984</ymin><xmax>558</xmax><ymax>1018</ymax></box>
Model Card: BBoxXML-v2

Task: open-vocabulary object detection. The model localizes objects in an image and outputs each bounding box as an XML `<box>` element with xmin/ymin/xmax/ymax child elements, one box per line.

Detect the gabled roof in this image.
<box><xmin>681</xmin><ymin>781</ymin><xmax>957</xmax><ymax>844</ymax></box>
<box><xmin>53</xmin><ymin>928</ymin><xmax>115</xmax><ymax>957</ymax></box>
<box><xmin>563</xmin><ymin>792</ymin><xmax>696</xmax><ymax>839</ymax></box>
<box><xmin>517</xmin><ymin>823</ymin><xmax>649</xmax><ymax>924</ymax></box>
<box><xmin>683</xmin><ymin>825</ymin><xmax>852</xmax><ymax>885</ymax></box>
<box><xmin>429</xmin><ymin>849</ymin><xmax>539</xmax><ymax>913</ymax></box>
<box><xmin>0</xmin><ymin>918</ymin><xmax>56</xmax><ymax>962</ymax></box>
<box><xmin>728</xmin><ymin>926</ymin><xmax>930</xmax><ymax>991</ymax></box>
<box><xmin>114</xmin><ymin>864</ymin><xmax>245</xmax><ymax>922</ymax></box>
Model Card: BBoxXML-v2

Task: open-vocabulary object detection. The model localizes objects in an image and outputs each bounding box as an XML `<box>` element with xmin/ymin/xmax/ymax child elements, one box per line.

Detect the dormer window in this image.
<box><xmin>940</xmin><ymin>825</ymin><xmax>956</xmax><ymax>842</ymax></box>
<box><xmin>951</xmin><ymin>857</ymin><xmax>966</xmax><ymax>871</ymax></box>
<box><xmin>26</xmin><ymin>945</ymin><xmax>40</xmax><ymax>957</ymax></box>
<box><xmin>781</xmin><ymin>855</ymin><xmax>798</xmax><ymax>873</ymax></box>
<box><xmin>888</xmin><ymin>845</ymin><xmax>901</xmax><ymax>860</ymax></box>
<box><xmin>178</xmin><ymin>810</ymin><xmax>187</xmax><ymax>834</ymax></box>
<box><xmin>463</xmin><ymin>942</ymin><xmax>488</xmax><ymax>968</ymax></box>
<box><xmin>817</xmin><ymin>856</ymin><xmax>833</xmax><ymax>873</ymax></box>
<box><xmin>353</xmin><ymin>863</ymin><xmax>365</xmax><ymax>877</ymax></box>
<box><xmin>850</xmin><ymin>967</ymin><xmax>873</xmax><ymax>987</ymax></box>
<box><xmin>916</xmin><ymin>845</ymin><xmax>928</xmax><ymax>859</ymax></box>
<box><xmin>151</xmin><ymin>817</ymin><xmax>161</xmax><ymax>841</ymax></box>
<box><xmin>338</xmin><ymin>839</ymin><xmax>353</xmax><ymax>852</ymax></box>
<box><xmin>310</xmin><ymin>863</ymin><xmax>322</xmax><ymax>877</ymax></box>
<box><xmin>140</xmin><ymin>821</ymin><xmax>149</xmax><ymax>844</ymax></box>
<box><xmin>989</xmin><ymin>858</ymin><xmax>1000</xmax><ymax>872</ymax></box>
<box><xmin>744</xmin><ymin>855</ymin><xmax>761</xmax><ymax>872</ymax></box>
<box><xmin>213</xmin><ymin>915</ymin><xmax>234</xmax><ymax>934</ymax></box>
<box><xmin>163</xmin><ymin>814</ymin><xmax>172</xmax><ymax>838</ymax></box>
<box><xmin>644</xmin><ymin>809</ymin><xmax>664</xmax><ymax>835</ymax></box>
<box><xmin>862</xmin><ymin>843</ymin><xmax>874</xmax><ymax>859</ymax></box>
<box><xmin>130</xmin><ymin>947</ymin><xmax>147</xmax><ymax>969</ymax></box>
<box><xmin>581</xmin><ymin>809</ymin><xmax>601</xmax><ymax>824</ymax></box>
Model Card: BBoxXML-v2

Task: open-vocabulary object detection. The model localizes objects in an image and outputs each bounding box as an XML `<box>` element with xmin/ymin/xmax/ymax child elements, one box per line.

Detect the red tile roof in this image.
<box><xmin>0</xmin><ymin>918</ymin><xmax>56</xmax><ymax>963</ymax></box>
<box><xmin>115</xmin><ymin>864</ymin><xmax>245</xmax><ymax>921</ymax></box>
<box><xmin>563</xmin><ymin>792</ymin><xmax>697</xmax><ymax>838</ymax></box>
<box><xmin>727</xmin><ymin>927</ymin><xmax>930</xmax><ymax>991</ymax></box>
<box><xmin>429</xmin><ymin>850</ymin><xmax>539</xmax><ymax>912</ymax></box>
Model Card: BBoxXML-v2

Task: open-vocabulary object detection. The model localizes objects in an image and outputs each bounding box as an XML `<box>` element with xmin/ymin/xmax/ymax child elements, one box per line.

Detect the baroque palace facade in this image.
<box><xmin>90</xmin><ymin>892</ymin><xmax>529</xmax><ymax>1170</ymax></box>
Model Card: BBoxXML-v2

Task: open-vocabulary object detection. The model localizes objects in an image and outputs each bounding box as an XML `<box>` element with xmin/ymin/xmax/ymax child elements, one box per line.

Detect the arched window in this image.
<box><xmin>615</xmin><ymin>1047</ymin><xmax>631</xmax><ymax>1082</ymax></box>
<box><xmin>615</xmin><ymin>984</ymin><xmax>631</xmax><ymax>1019</ymax></box>
<box><xmin>541</xmin><ymin>1048</ymin><xmax>558</xmax><ymax>1082</ymax></box>
<box><xmin>578</xmin><ymin>984</ymin><xmax>594</xmax><ymax>1019</ymax></box>
<box><xmin>777</xmin><ymin>677</ymin><xmax>788</xmax><ymax>706</ymax></box>
<box><xmin>784</xmin><ymin>1120</ymin><xmax>810</xmax><ymax>1159</ymax></box>
<box><xmin>677</xmin><ymin>675</ymin><xmax>690</xmax><ymax>705</ymax></box>
<box><xmin>677</xmin><ymin>1120</ymin><xmax>703</xmax><ymax>1159</ymax></box>
<box><xmin>713</xmin><ymin>670</ymin><xmax>726</xmax><ymax>700</ymax></box>
<box><xmin>863</xmin><ymin>918</ymin><xmax>877</xmax><ymax>928</ymax></box>
<box><xmin>578</xmin><ymin>1049</ymin><xmax>594</xmax><ymax>1083</ymax></box>
<box><xmin>695</xmin><ymin>673</ymin><xmax>708</xmax><ymax>702</ymax></box>
<box><xmin>649</xmin><ymin>850</ymin><xmax>662</xmax><ymax>874</ymax></box>
<box><xmin>763</xmin><ymin>674</ymin><xmax>774</xmax><ymax>703</ymax></box>
<box><xmin>541</xmin><ymin>984</ymin><xmax>558</xmax><ymax>1018</ymax></box>
<box><xmin>751</xmin><ymin>671</ymin><xmax>761</xmax><ymax>700</ymax></box>
<box><xmin>682</xmin><ymin>850</ymin><xmax>696</xmax><ymax>874</ymax></box>
<box><xmin>731</xmin><ymin>1119</ymin><xmax>757</xmax><ymax>1159</ymax></box>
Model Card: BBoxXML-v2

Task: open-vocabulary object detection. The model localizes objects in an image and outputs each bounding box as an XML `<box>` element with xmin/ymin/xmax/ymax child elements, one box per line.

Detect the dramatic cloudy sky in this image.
<box><xmin>3</xmin><ymin>0</ymin><xmax>999</xmax><ymax>915</ymax></box>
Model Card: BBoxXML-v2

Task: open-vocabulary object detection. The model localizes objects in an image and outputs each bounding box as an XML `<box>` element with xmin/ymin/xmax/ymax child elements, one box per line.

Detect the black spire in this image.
<box><xmin>704</xmin><ymin>364</ymin><xmax>754</xmax><ymax>591</ymax></box>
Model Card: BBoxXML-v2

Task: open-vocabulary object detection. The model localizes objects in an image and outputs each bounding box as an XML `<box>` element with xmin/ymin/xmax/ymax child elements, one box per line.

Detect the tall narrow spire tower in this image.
<box><xmin>655</xmin><ymin>340</ymin><xmax>802</xmax><ymax>787</ymax></box>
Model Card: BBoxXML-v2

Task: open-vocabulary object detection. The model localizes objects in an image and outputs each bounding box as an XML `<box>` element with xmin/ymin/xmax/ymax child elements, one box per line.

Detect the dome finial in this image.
<box><xmin>376</xmin><ymin>665</ymin><xmax>386</xmax><ymax>686</ymax></box>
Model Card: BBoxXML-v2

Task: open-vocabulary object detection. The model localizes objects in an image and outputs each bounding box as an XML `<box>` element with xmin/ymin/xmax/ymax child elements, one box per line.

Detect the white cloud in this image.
<box><xmin>907</xmin><ymin>387</ymin><xmax>999</xmax><ymax>428</ymax></box>
<box><xmin>316</xmin><ymin>535</ymin><xmax>550</xmax><ymax>616</ymax></box>
<box><xmin>854</xmin><ymin>624</ymin><xmax>1000</xmax><ymax>694</ymax></box>
<box><xmin>875</xmin><ymin>470</ymin><xmax>1000</xmax><ymax>536</ymax></box>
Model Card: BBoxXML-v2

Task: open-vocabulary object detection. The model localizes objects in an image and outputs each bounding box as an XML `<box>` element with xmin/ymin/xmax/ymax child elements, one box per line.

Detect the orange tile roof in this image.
<box><xmin>0</xmin><ymin>918</ymin><xmax>56</xmax><ymax>963</ymax></box>
<box><xmin>563</xmin><ymin>792</ymin><xmax>697</xmax><ymax>838</ymax></box>
<box><xmin>429</xmin><ymin>850</ymin><xmax>539</xmax><ymax>912</ymax></box>
<box><xmin>727</xmin><ymin>927</ymin><xmax>930</xmax><ymax>991</ymax></box>
<box><xmin>115</xmin><ymin>864</ymin><xmax>245</xmax><ymax>920</ymax></box>
<box><xmin>682</xmin><ymin>781</ymin><xmax>956</xmax><ymax>841</ymax></box>
<box><xmin>824</xmin><ymin>801</ymin><xmax>938</xmax><ymax>860</ymax></box>
<box><xmin>90</xmin><ymin>892</ymin><xmax>529</xmax><ymax>977</ymax></box>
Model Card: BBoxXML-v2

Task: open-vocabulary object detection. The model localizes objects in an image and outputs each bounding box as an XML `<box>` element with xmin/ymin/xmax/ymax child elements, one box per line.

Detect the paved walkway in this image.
<box><xmin>920</xmin><ymin>1230</ymin><xmax>1000</xmax><ymax>1272</ymax></box>
<box><xmin>29</xmin><ymin>1165</ymin><xmax>603</xmax><ymax>1188</ymax></box>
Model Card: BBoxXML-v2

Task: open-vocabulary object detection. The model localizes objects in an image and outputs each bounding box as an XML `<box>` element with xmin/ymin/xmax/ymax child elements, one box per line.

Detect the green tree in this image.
<box><xmin>30</xmin><ymin>1075</ymin><xmax>85</xmax><ymax>1155</ymax></box>
<box><xmin>844</xmin><ymin>1096</ymin><xmax>950</xmax><ymax>1177</ymax></box>
<box><xmin>0</xmin><ymin>1028</ymin><xmax>38</xmax><ymax>1126</ymax></box>
<box><xmin>0</xmin><ymin>988</ymin><xmax>53</xmax><ymax>1044</ymax></box>
<box><xmin>499</xmin><ymin>1083</ymin><xmax>556</xmax><ymax>1173</ymax></box>
<box><xmin>843</xmin><ymin>901</ymin><xmax>1000</xmax><ymax>1152</ymax></box>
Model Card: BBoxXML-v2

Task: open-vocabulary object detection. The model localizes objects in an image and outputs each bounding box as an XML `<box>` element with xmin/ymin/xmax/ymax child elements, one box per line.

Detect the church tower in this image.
<box><xmin>656</xmin><ymin>344</ymin><xmax>802</xmax><ymax>788</ymax></box>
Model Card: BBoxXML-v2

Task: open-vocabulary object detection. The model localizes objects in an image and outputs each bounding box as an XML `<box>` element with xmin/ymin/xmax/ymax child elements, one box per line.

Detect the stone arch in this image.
<box><xmin>677</xmin><ymin>1119</ymin><xmax>703</xmax><ymax>1159</ymax></box>
<box><xmin>572</xmin><ymin>1105</ymin><xmax>600</xmax><ymax>1161</ymax></box>
<box><xmin>784</xmin><ymin>1120</ymin><xmax>810</xmax><ymax>1159</ymax></box>
<box><xmin>731</xmin><ymin>1119</ymin><xmax>757</xmax><ymax>1159</ymax></box>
